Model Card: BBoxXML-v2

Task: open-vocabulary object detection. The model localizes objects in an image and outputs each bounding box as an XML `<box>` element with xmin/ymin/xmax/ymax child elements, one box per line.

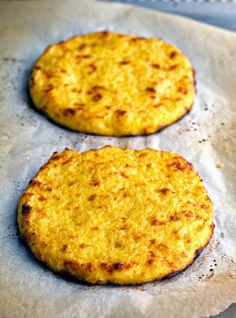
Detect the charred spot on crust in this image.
<box><xmin>146</xmin><ymin>87</ymin><xmax>156</xmax><ymax>93</ymax></box>
<box><xmin>211</xmin><ymin>223</ymin><xmax>215</xmax><ymax>232</ymax></box>
<box><xmin>90</xmin><ymin>180</ymin><xmax>100</xmax><ymax>186</ymax></box>
<box><xmin>29</xmin><ymin>179</ymin><xmax>41</xmax><ymax>187</ymax></box>
<box><xmin>71</xmin><ymin>88</ymin><xmax>81</xmax><ymax>93</ymax></box>
<box><xmin>61</xmin><ymin>244</ymin><xmax>68</xmax><ymax>252</ymax></box>
<box><xmin>142</xmin><ymin>127</ymin><xmax>151</xmax><ymax>135</ymax></box>
<box><xmin>185</xmin><ymin>237</ymin><xmax>191</xmax><ymax>244</ymax></box>
<box><xmin>100</xmin><ymin>261</ymin><xmax>135</xmax><ymax>273</ymax></box>
<box><xmin>139</xmin><ymin>152</ymin><xmax>148</xmax><ymax>158</ymax></box>
<box><xmin>157</xmin><ymin>188</ymin><xmax>170</xmax><ymax>195</ymax></box>
<box><xmin>149</xmin><ymin>251</ymin><xmax>155</xmax><ymax>258</ymax></box>
<box><xmin>178</xmin><ymin>86</ymin><xmax>188</xmax><ymax>95</ymax></box>
<box><xmin>91</xmin><ymin>85</ymin><xmax>104</xmax><ymax>90</ymax></box>
<box><xmin>169</xmin><ymin>51</ymin><xmax>177</xmax><ymax>59</ymax></box>
<box><xmin>170</xmin><ymin>213</ymin><xmax>179</xmax><ymax>221</ymax></box>
<box><xmin>122</xmin><ymin>191</ymin><xmax>129</xmax><ymax>198</ymax></box>
<box><xmin>157</xmin><ymin>243</ymin><xmax>167</xmax><ymax>251</ymax></box>
<box><xmin>79</xmin><ymin>243</ymin><xmax>87</xmax><ymax>249</ymax></box>
<box><xmin>100</xmin><ymin>263</ymin><xmax>113</xmax><ymax>274</ymax></box>
<box><xmin>169</xmin><ymin>160</ymin><xmax>193</xmax><ymax>171</ymax></box>
<box><xmin>100</xmin><ymin>263</ymin><xmax>108</xmax><ymax>270</ymax></box>
<box><xmin>113</xmin><ymin>262</ymin><xmax>125</xmax><ymax>271</ymax></box>
<box><xmin>119</xmin><ymin>61</ymin><xmax>130</xmax><ymax>65</ymax></box>
<box><xmin>99</xmin><ymin>31</ymin><xmax>109</xmax><ymax>37</ymax></box>
<box><xmin>62</xmin><ymin>158</ymin><xmax>72</xmax><ymax>165</ymax></box>
<box><xmin>21</xmin><ymin>204</ymin><xmax>32</xmax><ymax>215</ymax></box>
<box><xmin>120</xmin><ymin>172</ymin><xmax>128</xmax><ymax>178</ymax></box>
<box><xmin>29</xmin><ymin>75</ymin><xmax>35</xmax><ymax>86</ymax></box>
<box><xmin>169</xmin><ymin>161</ymin><xmax>184</xmax><ymax>171</ymax></box>
<box><xmin>184</xmin><ymin>210</ymin><xmax>194</xmax><ymax>218</ymax></box>
<box><xmin>64</xmin><ymin>261</ymin><xmax>79</xmax><ymax>271</ymax></box>
<box><xmin>78</xmin><ymin>43</ymin><xmax>87</xmax><ymax>50</ymax></box>
<box><xmin>115</xmin><ymin>109</ymin><xmax>127</xmax><ymax>116</ymax></box>
<box><xmin>88</xmin><ymin>194</ymin><xmax>97</xmax><ymax>201</ymax></box>
<box><xmin>88</xmin><ymin>64</ymin><xmax>97</xmax><ymax>73</ymax></box>
<box><xmin>91</xmin><ymin>226</ymin><xmax>99</xmax><ymax>231</ymax></box>
<box><xmin>44</xmin><ymin>83</ymin><xmax>54</xmax><ymax>93</ymax></box>
<box><xmin>133</xmin><ymin>234</ymin><xmax>144</xmax><ymax>241</ymax></box>
<box><xmin>151</xmin><ymin>218</ymin><xmax>165</xmax><ymax>226</ymax></box>
<box><xmin>85</xmin><ymin>263</ymin><xmax>94</xmax><ymax>272</ymax></box>
<box><xmin>80</xmin><ymin>54</ymin><xmax>91</xmax><ymax>59</ymax></box>
<box><xmin>184</xmin><ymin>161</ymin><xmax>193</xmax><ymax>171</ymax></box>
<box><xmin>51</xmin><ymin>154</ymin><xmax>62</xmax><ymax>161</ymax></box>
<box><xmin>169</xmin><ymin>64</ymin><xmax>178</xmax><ymax>71</ymax></box>
<box><xmin>166</xmin><ymin>260</ymin><xmax>175</xmax><ymax>268</ymax></box>
<box><xmin>92</xmin><ymin>93</ymin><xmax>102</xmax><ymax>102</ymax></box>
<box><xmin>147</xmin><ymin>259</ymin><xmax>154</xmax><ymax>265</ymax></box>
<box><xmin>151</xmin><ymin>63</ymin><xmax>161</xmax><ymax>69</ymax></box>
<box><xmin>63</xmin><ymin>108</ymin><xmax>76</xmax><ymax>116</ymax></box>
<box><xmin>38</xmin><ymin>195</ymin><xmax>46</xmax><ymax>202</ymax></box>
<box><xmin>131</xmin><ymin>37</ymin><xmax>145</xmax><ymax>42</ymax></box>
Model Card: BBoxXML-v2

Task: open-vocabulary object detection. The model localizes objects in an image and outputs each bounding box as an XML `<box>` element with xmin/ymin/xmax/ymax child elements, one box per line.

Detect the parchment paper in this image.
<box><xmin>0</xmin><ymin>1</ymin><xmax>236</xmax><ymax>317</ymax></box>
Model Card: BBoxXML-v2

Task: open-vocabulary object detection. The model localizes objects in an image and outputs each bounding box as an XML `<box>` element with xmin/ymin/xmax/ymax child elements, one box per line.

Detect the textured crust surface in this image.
<box><xmin>18</xmin><ymin>146</ymin><xmax>213</xmax><ymax>285</ymax></box>
<box><xmin>30</xmin><ymin>31</ymin><xmax>195</xmax><ymax>136</ymax></box>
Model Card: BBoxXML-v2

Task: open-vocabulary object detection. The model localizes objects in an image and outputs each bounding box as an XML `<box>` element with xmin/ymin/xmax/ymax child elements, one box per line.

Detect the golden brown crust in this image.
<box><xmin>18</xmin><ymin>146</ymin><xmax>213</xmax><ymax>285</ymax></box>
<box><xmin>30</xmin><ymin>31</ymin><xmax>195</xmax><ymax>136</ymax></box>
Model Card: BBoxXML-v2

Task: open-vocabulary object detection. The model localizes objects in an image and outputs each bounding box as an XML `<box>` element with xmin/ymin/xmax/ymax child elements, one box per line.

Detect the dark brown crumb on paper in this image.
<box><xmin>216</xmin><ymin>162</ymin><xmax>224</xmax><ymax>169</ymax></box>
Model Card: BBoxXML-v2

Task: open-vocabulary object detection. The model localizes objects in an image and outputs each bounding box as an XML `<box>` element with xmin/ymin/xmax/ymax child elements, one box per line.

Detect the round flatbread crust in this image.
<box><xmin>18</xmin><ymin>146</ymin><xmax>213</xmax><ymax>285</ymax></box>
<box><xmin>30</xmin><ymin>31</ymin><xmax>195</xmax><ymax>136</ymax></box>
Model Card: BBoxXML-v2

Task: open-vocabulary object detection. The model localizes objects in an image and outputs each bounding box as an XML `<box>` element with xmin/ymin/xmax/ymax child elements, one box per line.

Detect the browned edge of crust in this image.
<box><xmin>162</xmin><ymin>222</ymin><xmax>214</xmax><ymax>281</ymax></box>
<box><xmin>18</xmin><ymin>199</ymin><xmax>214</xmax><ymax>287</ymax></box>
<box><xmin>27</xmin><ymin>222</ymin><xmax>214</xmax><ymax>286</ymax></box>
<box><xmin>28</xmin><ymin>88</ymin><xmax>195</xmax><ymax>138</ymax></box>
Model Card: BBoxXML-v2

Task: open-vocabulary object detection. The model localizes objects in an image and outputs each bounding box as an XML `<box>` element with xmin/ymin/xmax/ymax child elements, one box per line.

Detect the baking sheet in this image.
<box><xmin>0</xmin><ymin>0</ymin><xmax>236</xmax><ymax>317</ymax></box>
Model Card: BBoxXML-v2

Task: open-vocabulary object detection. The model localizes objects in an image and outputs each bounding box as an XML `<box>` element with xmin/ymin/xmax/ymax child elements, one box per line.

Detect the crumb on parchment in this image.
<box><xmin>216</xmin><ymin>162</ymin><xmax>224</xmax><ymax>169</ymax></box>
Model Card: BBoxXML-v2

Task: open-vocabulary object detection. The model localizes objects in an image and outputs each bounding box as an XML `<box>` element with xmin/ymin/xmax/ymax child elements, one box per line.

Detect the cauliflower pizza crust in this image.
<box><xmin>30</xmin><ymin>31</ymin><xmax>195</xmax><ymax>136</ymax></box>
<box><xmin>18</xmin><ymin>146</ymin><xmax>213</xmax><ymax>285</ymax></box>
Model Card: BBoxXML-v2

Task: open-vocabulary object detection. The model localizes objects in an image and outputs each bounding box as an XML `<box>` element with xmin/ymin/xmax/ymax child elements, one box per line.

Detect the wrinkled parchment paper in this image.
<box><xmin>0</xmin><ymin>1</ymin><xmax>236</xmax><ymax>317</ymax></box>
